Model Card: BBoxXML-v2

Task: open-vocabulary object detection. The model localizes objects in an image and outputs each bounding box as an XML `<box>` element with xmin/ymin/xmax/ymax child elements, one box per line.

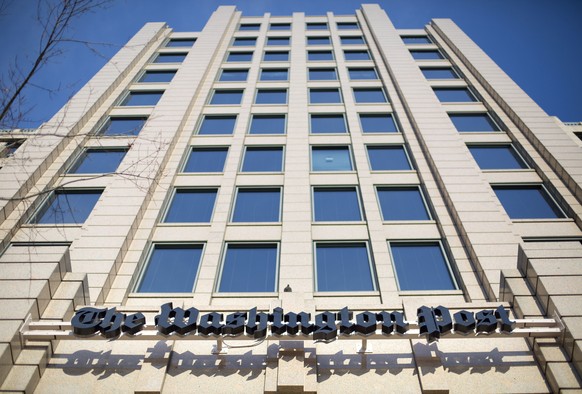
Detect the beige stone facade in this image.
<box><xmin>1</xmin><ymin>4</ymin><xmax>581</xmax><ymax>393</ymax></box>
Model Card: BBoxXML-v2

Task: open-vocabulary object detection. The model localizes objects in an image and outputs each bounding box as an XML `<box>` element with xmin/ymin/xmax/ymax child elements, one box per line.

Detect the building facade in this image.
<box><xmin>1</xmin><ymin>4</ymin><xmax>582</xmax><ymax>392</ymax></box>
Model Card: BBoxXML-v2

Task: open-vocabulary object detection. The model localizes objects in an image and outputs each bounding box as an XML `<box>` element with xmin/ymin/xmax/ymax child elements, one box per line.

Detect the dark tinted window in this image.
<box><xmin>410</xmin><ymin>50</ymin><xmax>444</xmax><ymax>60</ymax></box>
<box><xmin>97</xmin><ymin>117</ymin><xmax>147</xmax><ymax>136</ymax></box>
<box><xmin>154</xmin><ymin>53</ymin><xmax>187</xmax><ymax>63</ymax></box>
<box><xmin>232</xmin><ymin>188</ymin><xmax>281</xmax><ymax>222</ymax></box>
<box><xmin>239</xmin><ymin>24</ymin><xmax>260</xmax><ymax>31</ymax></box>
<box><xmin>138</xmin><ymin>245</ymin><xmax>203</xmax><ymax>293</ymax></box>
<box><xmin>267</xmin><ymin>37</ymin><xmax>290</xmax><ymax>46</ymax></box>
<box><xmin>377</xmin><ymin>187</ymin><xmax>430</xmax><ymax>220</ymax></box>
<box><xmin>468</xmin><ymin>145</ymin><xmax>528</xmax><ymax>170</ymax></box>
<box><xmin>233</xmin><ymin>37</ymin><xmax>257</xmax><ymax>46</ymax></box>
<box><xmin>311</xmin><ymin>114</ymin><xmax>347</xmax><ymax>134</ymax></box>
<box><xmin>164</xmin><ymin>189</ymin><xmax>217</xmax><ymax>223</ymax></box>
<box><xmin>310</xmin><ymin>88</ymin><xmax>342</xmax><ymax>104</ymax></box>
<box><xmin>166</xmin><ymin>38</ymin><xmax>196</xmax><ymax>47</ymax></box>
<box><xmin>493</xmin><ymin>186</ymin><xmax>564</xmax><ymax>219</ymax></box>
<box><xmin>120</xmin><ymin>91</ymin><xmax>163</xmax><ymax>106</ymax></box>
<box><xmin>218</xmin><ymin>244</ymin><xmax>278</xmax><ymax>292</ymax></box>
<box><xmin>227</xmin><ymin>52</ymin><xmax>253</xmax><ymax>62</ymax></box>
<box><xmin>367</xmin><ymin>146</ymin><xmax>412</xmax><ymax>171</ymax></box>
<box><xmin>260</xmin><ymin>69</ymin><xmax>288</xmax><ymax>81</ymax></box>
<box><xmin>434</xmin><ymin>88</ymin><xmax>477</xmax><ymax>102</ymax></box>
<box><xmin>255</xmin><ymin>89</ymin><xmax>287</xmax><ymax>104</ymax></box>
<box><xmin>198</xmin><ymin>115</ymin><xmax>237</xmax><ymax>135</ymax></box>
<box><xmin>184</xmin><ymin>148</ymin><xmax>228</xmax><ymax>172</ymax></box>
<box><xmin>353</xmin><ymin>88</ymin><xmax>387</xmax><ymax>103</ymax></box>
<box><xmin>249</xmin><ymin>115</ymin><xmax>286</xmax><ymax>134</ymax></box>
<box><xmin>401</xmin><ymin>36</ymin><xmax>431</xmax><ymax>44</ymax></box>
<box><xmin>308</xmin><ymin>68</ymin><xmax>337</xmax><ymax>81</ymax></box>
<box><xmin>219</xmin><ymin>69</ymin><xmax>249</xmax><ymax>82</ymax></box>
<box><xmin>344</xmin><ymin>50</ymin><xmax>370</xmax><ymax>61</ymax></box>
<box><xmin>341</xmin><ymin>36</ymin><xmax>365</xmax><ymax>45</ymax></box>
<box><xmin>308</xmin><ymin>51</ymin><xmax>334</xmax><ymax>61</ymax></box>
<box><xmin>337</xmin><ymin>22</ymin><xmax>359</xmax><ymax>30</ymax></box>
<box><xmin>270</xmin><ymin>23</ymin><xmax>291</xmax><ymax>30</ymax></box>
<box><xmin>314</xmin><ymin>188</ymin><xmax>362</xmax><ymax>221</ymax></box>
<box><xmin>31</xmin><ymin>190</ymin><xmax>102</xmax><ymax>224</ymax></box>
<box><xmin>312</xmin><ymin>146</ymin><xmax>352</xmax><ymax>171</ymax></box>
<box><xmin>210</xmin><ymin>90</ymin><xmax>244</xmax><ymax>105</ymax></box>
<box><xmin>68</xmin><ymin>149</ymin><xmax>127</xmax><ymax>174</ymax></box>
<box><xmin>449</xmin><ymin>114</ymin><xmax>500</xmax><ymax>132</ymax></box>
<box><xmin>138</xmin><ymin>70</ymin><xmax>176</xmax><ymax>83</ymax></box>
<box><xmin>307</xmin><ymin>23</ymin><xmax>328</xmax><ymax>30</ymax></box>
<box><xmin>360</xmin><ymin>114</ymin><xmax>398</xmax><ymax>133</ymax></box>
<box><xmin>421</xmin><ymin>68</ymin><xmax>459</xmax><ymax>79</ymax></box>
<box><xmin>264</xmin><ymin>51</ymin><xmax>289</xmax><ymax>61</ymax></box>
<box><xmin>307</xmin><ymin>37</ymin><xmax>331</xmax><ymax>45</ymax></box>
<box><xmin>242</xmin><ymin>147</ymin><xmax>284</xmax><ymax>172</ymax></box>
<box><xmin>316</xmin><ymin>243</ymin><xmax>374</xmax><ymax>291</ymax></box>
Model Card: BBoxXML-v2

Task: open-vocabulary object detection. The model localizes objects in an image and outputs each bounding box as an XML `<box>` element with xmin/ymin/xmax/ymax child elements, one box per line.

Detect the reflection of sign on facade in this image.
<box><xmin>71</xmin><ymin>303</ymin><xmax>517</xmax><ymax>343</ymax></box>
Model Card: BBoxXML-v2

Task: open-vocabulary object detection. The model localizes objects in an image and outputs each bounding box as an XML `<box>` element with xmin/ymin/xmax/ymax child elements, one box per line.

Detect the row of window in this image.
<box><xmin>137</xmin><ymin>240</ymin><xmax>455</xmax><ymax>293</ymax></box>
<box><xmin>231</xmin><ymin>36</ymin><xmax>366</xmax><ymax>47</ymax></box>
<box><xmin>238</xmin><ymin>22</ymin><xmax>360</xmax><ymax>31</ymax></box>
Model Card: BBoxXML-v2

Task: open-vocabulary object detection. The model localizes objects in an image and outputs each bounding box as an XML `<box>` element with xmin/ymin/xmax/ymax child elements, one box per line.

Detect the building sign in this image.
<box><xmin>71</xmin><ymin>303</ymin><xmax>517</xmax><ymax>343</ymax></box>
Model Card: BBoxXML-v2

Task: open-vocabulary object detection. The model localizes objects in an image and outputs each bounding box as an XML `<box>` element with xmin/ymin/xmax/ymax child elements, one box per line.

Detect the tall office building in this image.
<box><xmin>1</xmin><ymin>4</ymin><xmax>581</xmax><ymax>392</ymax></box>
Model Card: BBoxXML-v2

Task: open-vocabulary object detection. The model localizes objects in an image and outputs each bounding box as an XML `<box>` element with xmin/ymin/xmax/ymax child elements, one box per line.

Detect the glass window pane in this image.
<box><xmin>308</xmin><ymin>68</ymin><xmax>337</xmax><ymax>81</ymax></box>
<box><xmin>310</xmin><ymin>88</ymin><xmax>342</xmax><ymax>104</ymax></box>
<box><xmin>138</xmin><ymin>245</ymin><xmax>203</xmax><ymax>293</ymax></box>
<box><xmin>353</xmin><ymin>88</ymin><xmax>387</xmax><ymax>103</ymax></box>
<box><xmin>154</xmin><ymin>53</ymin><xmax>186</xmax><ymax>63</ymax></box>
<box><xmin>349</xmin><ymin>68</ymin><xmax>378</xmax><ymax>80</ymax></box>
<box><xmin>493</xmin><ymin>186</ymin><xmax>564</xmax><ymax>219</ymax></box>
<box><xmin>401</xmin><ymin>36</ymin><xmax>431</xmax><ymax>44</ymax></box>
<box><xmin>421</xmin><ymin>68</ymin><xmax>459</xmax><ymax>79</ymax></box>
<box><xmin>239</xmin><ymin>24</ymin><xmax>260</xmax><ymax>31</ymax></box>
<box><xmin>308</xmin><ymin>51</ymin><xmax>334</xmax><ymax>61</ymax></box>
<box><xmin>164</xmin><ymin>189</ymin><xmax>217</xmax><ymax>223</ymax></box>
<box><xmin>312</xmin><ymin>147</ymin><xmax>352</xmax><ymax>171</ymax></box>
<box><xmin>249</xmin><ymin>115</ymin><xmax>286</xmax><ymax>134</ymax></box>
<box><xmin>267</xmin><ymin>37</ymin><xmax>290</xmax><ymax>46</ymax></box>
<box><xmin>242</xmin><ymin>147</ymin><xmax>283</xmax><ymax>172</ymax></box>
<box><xmin>360</xmin><ymin>114</ymin><xmax>398</xmax><ymax>133</ymax></box>
<box><xmin>270</xmin><ymin>23</ymin><xmax>291</xmax><ymax>30</ymax></box>
<box><xmin>210</xmin><ymin>90</ymin><xmax>244</xmax><ymax>105</ymax></box>
<box><xmin>367</xmin><ymin>146</ymin><xmax>412</xmax><ymax>171</ymax></box>
<box><xmin>68</xmin><ymin>149</ymin><xmax>127</xmax><ymax>174</ymax></box>
<box><xmin>264</xmin><ymin>51</ymin><xmax>289</xmax><ymax>61</ymax></box>
<box><xmin>227</xmin><ymin>52</ymin><xmax>253</xmax><ymax>62</ymax></box>
<box><xmin>98</xmin><ymin>117</ymin><xmax>147</xmax><ymax>136</ymax></box>
<box><xmin>307</xmin><ymin>23</ymin><xmax>328</xmax><ymax>30</ymax></box>
<box><xmin>316</xmin><ymin>243</ymin><xmax>374</xmax><ymax>291</ymax></box>
<box><xmin>166</xmin><ymin>38</ymin><xmax>196</xmax><ymax>47</ymax></box>
<box><xmin>337</xmin><ymin>22</ymin><xmax>359</xmax><ymax>30</ymax></box>
<box><xmin>138</xmin><ymin>71</ymin><xmax>176</xmax><ymax>83</ymax></box>
<box><xmin>233</xmin><ymin>37</ymin><xmax>256</xmax><ymax>46</ymax></box>
<box><xmin>468</xmin><ymin>145</ymin><xmax>528</xmax><ymax>170</ymax></box>
<box><xmin>314</xmin><ymin>188</ymin><xmax>361</xmax><ymax>221</ymax></box>
<box><xmin>410</xmin><ymin>50</ymin><xmax>444</xmax><ymax>60</ymax></box>
<box><xmin>184</xmin><ymin>148</ymin><xmax>228</xmax><ymax>172</ymax></box>
<box><xmin>311</xmin><ymin>114</ymin><xmax>347</xmax><ymax>134</ymax></box>
<box><xmin>31</xmin><ymin>190</ymin><xmax>102</xmax><ymax>224</ymax></box>
<box><xmin>449</xmin><ymin>114</ymin><xmax>500</xmax><ymax>132</ymax></box>
<box><xmin>391</xmin><ymin>243</ymin><xmax>456</xmax><ymax>291</ymax></box>
<box><xmin>307</xmin><ymin>37</ymin><xmax>331</xmax><ymax>45</ymax></box>
<box><xmin>198</xmin><ymin>115</ymin><xmax>237</xmax><ymax>135</ymax></box>
<box><xmin>120</xmin><ymin>91</ymin><xmax>163</xmax><ymax>106</ymax></box>
<box><xmin>344</xmin><ymin>50</ymin><xmax>370</xmax><ymax>61</ymax></box>
<box><xmin>232</xmin><ymin>188</ymin><xmax>281</xmax><ymax>222</ymax></box>
<box><xmin>255</xmin><ymin>89</ymin><xmax>287</xmax><ymax>104</ymax></box>
<box><xmin>220</xmin><ymin>69</ymin><xmax>248</xmax><ymax>82</ymax></box>
<box><xmin>219</xmin><ymin>244</ymin><xmax>278</xmax><ymax>292</ymax></box>
<box><xmin>434</xmin><ymin>88</ymin><xmax>477</xmax><ymax>102</ymax></box>
<box><xmin>377</xmin><ymin>187</ymin><xmax>430</xmax><ymax>220</ymax></box>
<box><xmin>260</xmin><ymin>69</ymin><xmax>288</xmax><ymax>81</ymax></box>
<box><xmin>341</xmin><ymin>36</ymin><xmax>365</xmax><ymax>45</ymax></box>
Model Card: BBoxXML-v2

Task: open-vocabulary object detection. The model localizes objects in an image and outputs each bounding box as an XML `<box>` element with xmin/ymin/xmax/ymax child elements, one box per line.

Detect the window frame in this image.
<box><xmin>161</xmin><ymin>188</ymin><xmax>218</xmax><ymax>224</ymax></box>
<box><xmin>348</xmin><ymin>67</ymin><xmax>379</xmax><ymax>80</ymax></box>
<box><xmin>359</xmin><ymin>113</ymin><xmax>399</xmax><ymax>133</ymax></box>
<box><xmin>375</xmin><ymin>185</ymin><xmax>433</xmax><ymax>221</ymax></box>
<box><xmin>421</xmin><ymin>67</ymin><xmax>460</xmax><ymax>80</ymax></box>
<box><xmin>306</xmin><ymin>22</ymin><xmax>328</xmax><ymax>30</ymax></box>
<box><xmin>263</xmin><ymin>51</ymin><xmax>290</xmax><ymax>62</ymax></box>
<box><xmin>310</xmin><ymin>145</ymin><xmax>354</xmax><ymax>172</ymax></box>
<box><xmin>400</xmin><ymin>35</ymin><xmax>432</xmax><ymax>45</ymax></box>
<box><xmin>208</xmin><ymin>89</ymin><xmax>245</xmax><ymax>106</ymax></box>
<box><xmin>309</xmin><ymin>113</ymin><xmax>348</xmax><ymax>134</ymax></box>
<box><xmin>232</xmin><ymin>37</ymin><xmax>258</xmax><ymax>47</ymax></box>
<box><xmin>182</xmin><ymin>146</ymin><xmax>229</xmax><ymax>173</ymax></box>
<box><xmin>311</xmin><ymin>186</ymin><xmax>364</xmax><ymax>222</ymax></box>
<box><xmin>343</xmin><ymin>50</ymin><xmax>372</xmax><ymax>61</ymax></box>
<box><xmin>164</xmin><ymin>38</ymin><xmax>197</xmax><ymax>48</ymax></box>
<box><xmin>269</xmin><ymin>23</ymin><xmax>291</xmax><ymax>31</ymax></box>
<box><xmin>238</xmin><ymin>23</ymin><xmax>261</xmax><ymax>31</ymax></box>
<box><xmin>366</xmin><ymin>144</ymin><xmax>414</xmax><ymax>172</ymax></box>
<box><xmin>240</xmin><ymin>145</ymin><xmax>285</xmax><ymax>173</ymax></box>
<box><xmin>254</xmin><ymin>88</ymin><xmax>288</xmax><ymax>105</ymax></box>
<box><xmin>248</xmin><ymin>114</ymin><xmax>287</xmax><ymax>135</ymax></box>
<box><xmin>308</xmin><ymin>68</ymin><xmax>338</xmax><ymax>81</ymax></box>
<box><xmin>307</xmin><ymin>50</ymin><xmax>335</xmax><ymax>62</ymax></box>
<box><xmin>433</xmin><ymin>87</ymin><xmax>478</xmax><ymax>103</ymax></box>
<box><xmin>118</xmin><ymin>90</ymin><xmax>164</xmax><ymax>107</ymax></box>
<box><xmin>336</xmin><ymin>22</ymin><xmax>359</xmax><ymax>30</ymax></box>
<box><xmin>152</xmin><ymin>53</ymin><xmax>188</xmax><ymax>64</ymax></box>
<box><xmin>196</xmin><ymin>115</ymin><xmax>238</xmax><ymax>135</ymax></box>
<box><xmin>136</xmin><ymin>70</ymin><xmax>176</xmax><ymax>83</ymax></box>
<box><xmin>266</xmin><ymin>37</ymin><xmax>291</xmax><ymax>46</ymax></box>
<box><xmin>230</xmin><ymin>187</ymin><xmax>283</xmax><ymax>223</ymax></box>
<box><xmin>410</xmin><ymin>49</ymin><xmax>445</xmax><ymax>60</ymax></box>
<box><xmin>352</xmin><ymin>87</ymin><xmax>388</xmax><ymax>104</ymax></box>
<box><xmin>218</xmin><ymin>69</ymin><xmax>249</xmax><ymax>82</ymax></box>
<box><xmin>226</xmin><ymin>51</ymin><xmax>254</xmax><ymax>63</ymax></box>
<box><xmin>259</xmin><ymin>68</ymin><xmax>289</xmax><ymax>81</ymax></box>
<box><xmin>306</xmin><ymin>36</ymin><xmax>331</xmax><ymax>46</ymax></box>
<box><xmin>308</xmin><ymin>88</ymin><xmax>343</xmax><ymax>104</ymax></box>
<box><xmin>340</xmin><ymin>36</ymin><xmax>366</xmax><ymax>45</ymax></box>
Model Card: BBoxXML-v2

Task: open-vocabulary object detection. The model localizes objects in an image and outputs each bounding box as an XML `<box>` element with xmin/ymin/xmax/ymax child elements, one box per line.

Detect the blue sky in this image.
<box><xmin>1</xmin><ymin>0</ymin><xmax>581</xmax><ymax>127</ymax></box>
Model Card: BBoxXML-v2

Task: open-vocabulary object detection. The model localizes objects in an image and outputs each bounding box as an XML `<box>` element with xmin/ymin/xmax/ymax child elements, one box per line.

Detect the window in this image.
<box><xmin>210</xmin><ymin>90</ymin><xmax>244</xmax><ymax>105</ymax></box>
<box><xmin>232</xmin><ymin>188</ymin><xmax>281</xmax><ymax>222</ymax></box>
<box><xmin>242</xmin><ymin>147</ymin><xmax>283</xmax><ymax>172</ymax></box>
<box><xmin>449</xmin><ymin>113</ymin><xmax>500</xmax><ymax>132</ymax></box>
<box><xmin>310</xmin><ymin>114</ymin><xmax>347</xmax><ymax>134</ymax></box>
<box><xmin>163</xmin><ymin>189</ymin><xmax>217</xmax><ymax>223</ymax></box>
<box><xmin>349</xmin><ymin>68</ymin><xmax>378</xmax><ymax>80</ymax></box>
<box><xmin>153</xmin><ymin>53</ymin><xmax>187</xmax><ymax>63</ymax></box>
<box><xmin>233</xmin><ymin>37</ymin><xmax>257</xmax><ymax>46</ymax></box>
<box><xmin>344</xmin><ymin>50</ymin><xmax>371</xmax><ymax>61</ymax></box>
<box><xmin>307</xmin><ymin>22</ymin><xmax>328</xmax><ymax>30</ymax></box>
<box><xmin>267</xmin><ymin>37</ymin><xmax>290</xmax><ymax>46</ymax></box>
<box><xmin>0</xmin><ymin>139</ymin><xmax>24</xmax><ymax>156</ymax></box>
<box><xmin>198</xmin><ymin>115</ymin><xmax>237</xmax><ymax>135</ymax></box>
<box><xmin>353</xmin><ymin>88</ymin><xmax>387</xmax><ymax>103</ymax></box>
<box><xmin>309</xmin><ymin>88</ymin><xmax>342</xmax><ymax>104</ymax></box>
<box><xmin>390</xmin><ymin>242</ymin><xmax>456</xmax><ymax>291</ymax></box>
<box><xmin>183</xmin><ymin>147</ymin><xmax>228</xmax><ymax>172</ymax></box>
<box><xmin>492</xmin><ymin>185</ymin><xmax>565</xmax><ymax>219</ymax></box>
<box><xmin>359</xmin><ymin>113</ymin><xmax>398</xmax><ymax>133</ymax></box>
<box><xmin>377</xmin><ymin>187</ymin><xmax>431</xmax><ymax>220</ymax></box>
<box><xmin>68</xmin><ymin>149</ymin><xmax>127</xmax><ymax>174</ymax></box>
<box><xmin>97</xmin><ymin>117</ymin><xmax>147</xmax><ymax>136</ymax></box>
<box><xmin>340</xmin><ymin>36</ymin><xmax>365</xmax><ymax>45</ymax></box>
<box><xmin>249</xmin><ymin>115</ymin><xmax>286</xmax><ymax>134</ymax></box>
<box><xmin>307</xmin><ymin>37</ymin><xmax>331</xmax><ymax>45</ymax></box>
<box><xmin>468</xmin><ymin>145</ymin><xmax>528</xmax><ymax>170</ymax></box>
<box><xmin>315</xmin><ymin>243</ymin><xmax>375</xmax><ymax>291</ymax></box>
<box><xmin>263</xmin><ymin>51</ymin><xmax>289</xmax><ymax>62</ymax></box>
<box><xmin>421</xmin><ymin>67</ymin><xmax>459</xmax><ymax>80</ymax></box>
<box><xmin>434</xmin><ymin>88</ymin><xmax>477</xmax><ymax>103</ymax></box>
<box><xmin>165</xmin><ymin>38</ymin><xmax>196</xmax><ymax>47</ymax></box>
<box><xmin>308</xmin><ymin>68</ymin><xmax>337</xmax><ymax>81</ymax></box>
<box><xmin>313</xmin><ymin>187</ymin><xmax>362</xmax><ymax>221</ymax></box>
<box><xmin>30</xmin><ymin>189</ymin><xmax>102</xmax><ymax>224</ymax></box>
<box><xmin>308</xmin><ymin>50</ymin><xmax>334</xmax><ymax>61</ymax></box>
<box><xmin>401</xmin><ymin>36</ymin><xmax>431</xmax><ymax>44</ymax></box>
<box><xmin>219</xmin><ymin>69</ymin><xmax>248</xmax><ymax>82</ymax></box>
<box><xmin>119</xmin><ymin>91</ymin><xmax>163</xmax><ymax>106</ymax></box>
<box><xmin>269</xmin><ymin>23</ymin><xmax>291</xmax><ymax>30</ymax></box>
<box><xmin>312</xmin><ymin>146</ymin><xmax>352</xmax><ymax>171</ymax></box>
<box><xmin>239</xmin><ymin>23</ymin><xmax>261</xmax><ymax>31</ymax></box>
<box><xmin>138</xmin><ymin>70</ymin><xmax>176</xmax><ymax>83</ymax></box>
<box><xmin>137</xmin><ymin>244</ymin><xmax>203</xmax><ymax>293</ymax></box>
<box><xmin>260</xmin><ymin>68</ymin><xmax>288</xmax><ymax>81</ymax></box>
<box><xmin>367</xmin><ymin>146</ymin><xmax>412</xmax><ymax>171</ymax></box>
<box><xmin>337</xmin><ymin>22</ymin><xmax>359</xmax><ymax>30</ymax></box>
<box><xmin>218</xmin><ymin>244</ymin><xmax>278</xmax><ymax>292</ymax></box>
<box><xmin>227</xmin><ymin>52</ymin><xmax>253</xmax><ymax>62</ymax></box>
<box><xmin>410</xmin><ymin>50</ymin><xmax>444</xmax><ymax>60</ymax></box>
<box><xmin>255</xmin><ymin>89</ymin><xmax>287</xmax><ymax>104</ymax></box>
